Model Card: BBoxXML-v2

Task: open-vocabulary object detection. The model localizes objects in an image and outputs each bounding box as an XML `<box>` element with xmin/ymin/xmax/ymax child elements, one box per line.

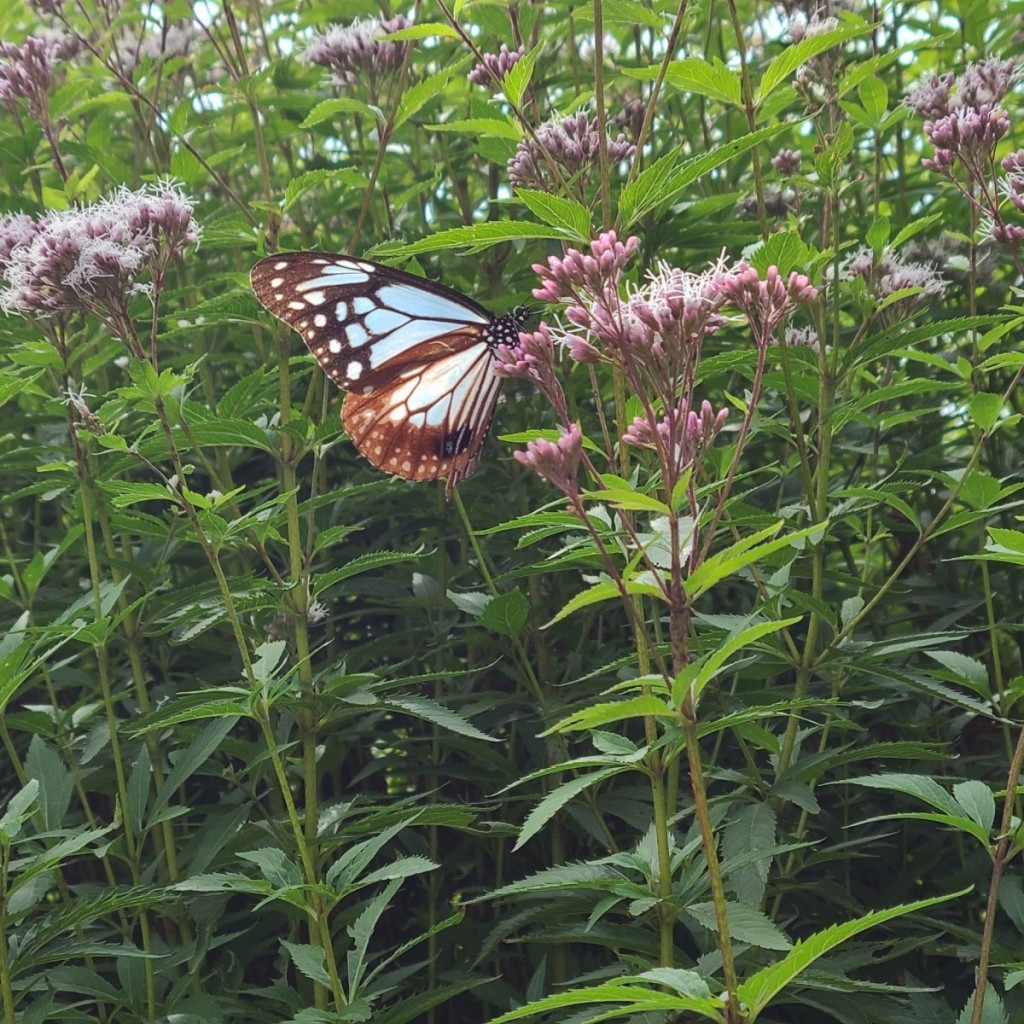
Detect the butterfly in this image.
<box><xmin>250</xmin><ymin>252</ymin><xmax>529</xmax><ymax>497</ymax></box>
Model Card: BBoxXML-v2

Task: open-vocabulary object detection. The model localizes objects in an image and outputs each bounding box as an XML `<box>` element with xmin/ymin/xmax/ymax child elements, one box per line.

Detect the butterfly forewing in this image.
<box><xmin>250</xmin><ymin>251</ymin><xmax>518</xmax><ymax>491</ymax></box>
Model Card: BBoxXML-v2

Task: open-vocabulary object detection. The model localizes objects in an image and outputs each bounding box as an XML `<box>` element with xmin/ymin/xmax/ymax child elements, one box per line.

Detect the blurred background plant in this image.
<box><xmin>1</xmin><ymin>1</ymin><xmax>1023</xmax><ymax>1023</ymax></box>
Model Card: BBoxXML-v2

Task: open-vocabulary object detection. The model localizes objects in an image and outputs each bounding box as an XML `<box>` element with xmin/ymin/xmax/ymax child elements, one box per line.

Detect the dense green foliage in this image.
<box><xmin>2</xmin><ymin>1</ymin><xmax>1024</xmax><ymax>1022</ymax></box>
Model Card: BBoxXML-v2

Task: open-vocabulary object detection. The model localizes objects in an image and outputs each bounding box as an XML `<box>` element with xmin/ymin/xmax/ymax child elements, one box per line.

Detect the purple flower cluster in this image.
<box><xmin>907</xmin><ymin>58</ymin><xmax>1024</xmax><ymax>247</ymax></box>
<box><xmin>0</xmin><ymin>181</ymin><xmax>201</xmax><ymax>321</ymax></box>
<box><xmin>500</xmin><ymin>233</ymin><xmax>817</xmax><ymax>495</ymax></box>
<box><xmin>717</xmin><ymin>264</ymin><xmax>818</xmax><ymax>342</ymax></box>
<box><xmin>622</xmin><ymin>399</ymin><xmax>729</xmax><ymax>469</ymax></box>
<box><xmin>0</xmin><ymin>33</ymin><xmax>78</xmax><ymax>120</ymax></box>
<box><xmin>771</xmin><ymin>148</ymin><xmax>802</xmax><ymax>175</ymax></box>
<box><xmin>842</xmin><ymin>246</ymin><xmax>946</xmax><ymax>310</ymax></box>
<box><xmin>513</xmin><ymin>423</ymin><xmax>583</xmax><ymax>496</ymax></box>
<box><xmin>117</xmin><ymin>23</ymin><xmax>195</xmax><ymax>76</ymax></box>
<box><xmin>508</xmin><ymin>111</ymin><xmax>635</xmax><ymax>191</ymax></box>
<box><xmin>303</xmin><ymin>16</ymin><xmax>410</xmax><ymax>90</ymax></box>
<box><xmin>468</xmin><ymin>43</ymin><xmax>524</xmax><ymax>88</ymax></box>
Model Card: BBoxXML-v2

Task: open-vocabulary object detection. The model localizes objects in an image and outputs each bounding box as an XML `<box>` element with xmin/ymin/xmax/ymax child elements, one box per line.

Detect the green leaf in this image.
<box><xmin>300</xmin><ymin>98</ymin><xmax>380</xmax><ymax>129</ymax></box>
<box><xmin>859</xmin><ymin>75</ymin><xmax>889</xmax><ymax>121</ymax></box>
<box><xmin>483</xmin><ymin>979</ymin><xmax>722</xmax><ymax>1023</ymax></box>
<box><xmin>282</xmin><ymin>940</ymin><xmax>332</xmax><ymax>988</ymax></box>
<box><xmin>502</xmin><ymin>41</ymin><xmax>541</xmax><ymax>108</ymax></box>
<box><xmin>348</xmin><ymin>877</ymin><xmax>404</xmax><ymax>992</ymax></box>
<box><xmin>371</xmin><ymin>221</ymin><xmax>569</xmax><ymax>259</ymax></box>
<box><xmin>866</xmin><ymin>215</ymin><xmax>890</xmax><ymax>252</ymax></box>
<box><xmin>479</xmin><ymin>588</ymin><xmax>530</xmax><ymax>638</ymax></box>
<box><xmin>150</xmin><ymin>717</ymin><xmax>237</xmax><ymax>819</ymax></box>
<box><xmin>0</xmin><ymin>779</ymin><xmax>39</xmax><ymax>840</ymax></box>
<box><xmin>688</xmin><ymin>900</ymin><xmax>791</xmax><ymax>950</ymax></box>
<box><xmin>573</xmin><ymin>0</ymin><xmax>665</xmax><ymax>29</ymax></box>
<box><xmin>384</xmin><ymin>21</ymin><xmax>460</xmax><ymax>40</ymax></box>
<box><xmin>686</xmin><ymin>523</ymin><xmax>820</xmax><ymax>602</ymax></box>
<box><xmin>723</xmin><ymin>803</ymin><xmax>777</xmax><ymax>905</ymax></box>
<box><xmin>737</xmin><ymin>889</ymin><xmax>969</xmax><ymax>1017</ymax></box>
<box><xmin>953</xmin><ymin>780</ymin><xmax>995</xmax><ymax>833</ymax></box>
<box><xmin>970</xmin><ymin>392</ymin><xmax>1004</xmax><ymax>431</ymax></box>
<box><xmin>674</xmin><ymin>616</ymin><xmax>801</xmax><ymax>705</ymax></box>
<box><xmin>385</xmin><ymin>696</ymin><xmax>496</xmax><ymax>742</ymax></box>
<box><xmin>621</xmin><ymin>123</ymin><xmax>790</xmax><ymax>227</ymax></box>
<box><xmin>545</xmin><ymin>695</ymin><xmax>671</xmax><ymax>734</ymax></box>
<box><xmin>312</xmin><ymin>549</ymin><xmax>423</xmax><ymax>596</ymax></box>
<box><xmin>125</xmin><ymin>742</ymin><xmax>151</xmax><ymax>836</ymax></box>
<box><xmin>843</xmin><ymin>773</ymin><xmax>961</xmax><ymax>815</ymax></box>
<box><xmin>25</xmin><ymin>736</ymin><xmax>73</xmax><ymax>831</ymax></box>
<box><xmin>396</xmin><ymin>58</ymin><xmax>471</xmax><ymax>128</ymax></box>
<box><xmin>429</xmin><ymin>117</ymin><xmax>521</xmax><ymax>140</ymax></box>
<box><xmin>582</xmin><ymin>486</ymin><xmax>671</xmax><ymax>515</ymax></box>
<box><xmin>756</xmin><ymin>20</ymin><xmax>871</xmax><ymax>104</ymax></box>
<box><xmin>284</xmin><ymin>168</ymin><xmax>366</xmax><ymax>207</ymax></box>
<box><xmin>748</xmin><ymin>231</ymin><xmax>812</xmax><ymax>276</ymax></box>
<box><xmin>544</xmin><ymin>578</ymin><xmax>665</xmax><ymax>627</ymax></box>
<box><xmin>514</xmin><ymin>188</ymin><xmax>591</xmax><ymax>240</ymax></box>
<box><xmin>628</xmin><ymin>56</ymin><xmax>741</xmax><ymax>105</ymax></box>
<box><xmin>515</xmin><ymin>767</ymin><xmax>628</xmax><ymax>850</ymax></box>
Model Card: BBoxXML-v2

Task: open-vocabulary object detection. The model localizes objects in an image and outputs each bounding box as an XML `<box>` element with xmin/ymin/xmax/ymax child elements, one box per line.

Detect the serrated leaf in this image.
<box><xmin>546</xmin><ymin>695</ymin><xmax>671</xmax><ymax>734</ymax></box>
<box><xmin>630</xmin><ymin>56</ymin><xmax>742</xmax><ymax>105</ymax></box>
<box><xmin>688</xmin><ymin>900</ymin><xmax>791</xmax><ymax>950</ymax></box>
<box><xmin>281</xmin><ymin>940</ymin><xmax>331</xmax><ymax>987</ymax></box>
<box><xmin>386</xmin><ymin>696</ymin><xmax>496</xmax><ymax>741</ymax></box>
<box><xmin>756</xmin><ymin>21</ymin><xmax>871</xmax><ymax>104</ymax></box>
<box><xmin>430</xmin><ymin>117</ymin><xmax>521</xmax><ymax>140</ymax></box>
<box><xmin>514</xmin><ymin>188</ymin><xmax>591</xmax><ymax>239</ymax></box>
<box><xmin>396</xmin><ymin>60</ymin><xmax>471</xmax><ymax>128</ymax></box>
<box><xmin>300</xmin><ymin>98</ymin><xmax>380</xmax><ymax>129</ymax></box>
<box><xmin>970</xmin><ymin>392</ymin><xmax>1003</xmax><ymax>431</ymax></box>
<box><xmin>621</xmin><ymin>123</ymin><xmax>790</xmax><ymax>227</ymax></box>
<box><xmin>479</xmin><ymin>588</ymin><xmax>530</xmax><ymax>638</ymax></box>
<box><xmin>952</xmin><ymin>780</ymin><xmax>995</xmax><ymax>833</ymax></box>
<box><xmin>502</xmin><ymin>41</ymin><xmax>541</xmax><ymax>108</ymax></box>
<box><xmin>737</xmin><ymin>889</ymin><xmax>968</xmax><ymax>1016</ymax></box>
<box><xmin>515</xmin><ymin>767</ymin><xmax>627</xmax><ymax>850</ymax></box>
<box><xmin>284</xmin><ymin>168</ymin><xmax>366</xmax><ymax>207</ymax></box>
<box><xmin>370</xmin><ymin>221</ymin><xmax>567</xmax><ymax>258</ymax></box>
<box><xmin>312</xmin><ymin>549</ymin><xmax>423</xmax><ymax>596</ymax></box>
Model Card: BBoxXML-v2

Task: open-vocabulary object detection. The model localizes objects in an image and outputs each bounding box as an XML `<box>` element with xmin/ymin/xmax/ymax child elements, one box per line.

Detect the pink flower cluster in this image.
<box><xmin>0</xmin><ymin>181</ymin><xmax>201</xmax><ymax>320</ymax></box>
<box><xmin>842</xmin><ymin>246</ymin><xmax>946</xmax><ymax>311</ymax></box>
<box><xmin>499</xmin><ymin>232</ymin><xmax>818</xmax><ymax>495</ymax></box>
<box><xmin>468</xmin><ymin>43</ymin><xmax>524</xmax><ymax>88</ymax></box>
<box><xmin>513</xmin><ymin>423</ymin><xmax>583</xmax><ymax>496</ymax></box>
<box><xmin>303</xmin><ymin>16</ymin><xmax>410</xmax><ymax>89</ymax></box>
<box><xmin>508</xmin><ymin>111</ymin><xmax>635</xmax><ymax>191</ymax></box>
<box><xmin>907</xmin><ymin>58</ymin><xmax>1024</xmax><ymax>247</ymax></box>
<box><xmin>0</xmin><ymin>34</ymin><xmax>78</xmax><ymax>120</ymax></box>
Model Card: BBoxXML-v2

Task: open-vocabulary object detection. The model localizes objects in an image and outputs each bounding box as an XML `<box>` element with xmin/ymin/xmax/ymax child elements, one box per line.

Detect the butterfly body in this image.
<box><xmin>250</xmin><ymin>252</ymin><xmax>527</xmax><ymax>494</ymax></box>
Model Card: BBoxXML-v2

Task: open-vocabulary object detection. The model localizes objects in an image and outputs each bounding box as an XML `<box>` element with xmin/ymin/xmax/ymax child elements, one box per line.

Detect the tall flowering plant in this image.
<box><xmin>492</xmin><ymin>230</ymin><xmax>818</xmax><ymax>1018</ymax></box>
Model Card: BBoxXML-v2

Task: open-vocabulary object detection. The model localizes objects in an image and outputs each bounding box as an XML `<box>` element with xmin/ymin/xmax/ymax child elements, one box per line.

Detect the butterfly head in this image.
<box><xmin>511</xmin><ymin>304</ymin><xmax>533</xmax><ymax>327</ymax></box>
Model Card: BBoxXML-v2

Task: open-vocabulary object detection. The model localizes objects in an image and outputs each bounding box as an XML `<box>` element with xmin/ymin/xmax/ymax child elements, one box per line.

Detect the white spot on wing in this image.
<box><xmin>304</xmin><ymin>290</ymin><xmax>325</xmax><ymax>305</ymax></box>
<box><xmin>314</xmin><ymin>314</ymin><xmax>327</xmax><ymax>327</ymax></box>
<box><xmin>347</xmin><ymin>361</ymin><xmax>362</xmax><ymax>380</ymax></box>
<box><xmin>329</xmin><ymin>339</ymin><xmax>342</xmax><ymax>354</ymax></box>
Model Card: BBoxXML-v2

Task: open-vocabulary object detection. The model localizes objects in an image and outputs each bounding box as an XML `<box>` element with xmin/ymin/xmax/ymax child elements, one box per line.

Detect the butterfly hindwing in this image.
<box><xmin>250</xmin><ymin>251</ymin><xmax>523</xmax><ymax>491</ymax></box>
